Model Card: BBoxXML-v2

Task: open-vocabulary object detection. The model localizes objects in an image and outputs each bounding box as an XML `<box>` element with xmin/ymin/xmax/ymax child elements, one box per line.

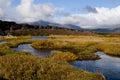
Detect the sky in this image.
<box><xmin>0</xmin><ymin>0</ymin><xmax>120</xmax><ymax>29</ymax></box>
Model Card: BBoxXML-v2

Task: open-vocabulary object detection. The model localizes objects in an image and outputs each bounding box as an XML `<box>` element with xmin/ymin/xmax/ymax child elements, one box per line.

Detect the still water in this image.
<box><xmin>12</xmin><ymin>44</ymin><xmax>56</xmax><ymax>57</ymax></box>
<box><xmin>70</xmin><ymin>52</ymin><xmax>120</xmax><ymax>80</ymax></box>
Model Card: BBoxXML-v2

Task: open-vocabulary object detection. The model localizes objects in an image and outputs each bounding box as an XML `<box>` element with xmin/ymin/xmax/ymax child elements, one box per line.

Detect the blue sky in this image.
<box><xmin>0</xmin><ymin>0</ymin><xmax>120</xmax><ymax>29</ymax></box>
<box><xmin>12</xmin><ymin>0</ymin><xmax>120</xmax><ymax>14</ymax></box>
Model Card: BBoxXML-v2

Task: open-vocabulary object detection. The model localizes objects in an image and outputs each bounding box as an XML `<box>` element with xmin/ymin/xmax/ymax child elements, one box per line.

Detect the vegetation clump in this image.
<box><xmin>32</xmin><ymin>39</ymin><xmax>101</xmax><ymax>60</ymax></box>
<box><xmin>47</xmin><ymin>51</ymin><xmax>78</xmax><ymax>62</ymax></box>
<box><xmin>0</xmin><ymin>54</ymin><xmax>105</xmax><ymax>80</ymax></box>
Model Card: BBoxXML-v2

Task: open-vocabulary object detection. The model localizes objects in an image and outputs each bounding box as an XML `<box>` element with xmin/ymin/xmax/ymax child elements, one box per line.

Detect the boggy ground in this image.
<box><xmin>0</xmin><ymin>36</ymin><xmax>106</xmax><ymax>80</ymax></box>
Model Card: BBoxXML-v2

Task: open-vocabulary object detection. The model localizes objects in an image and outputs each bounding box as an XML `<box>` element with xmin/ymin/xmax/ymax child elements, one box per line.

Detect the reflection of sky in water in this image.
<box><xmin>70</xmin><ymin>52</ymin><xmax>120</xmax><ymax>80</ymax></box>
<box><xmin>12</xmin><ymin>36</ymin><xmax>52</xmax><ymax>57</ymax></box>
<box><xmin>30</xmin><ymin>36</ymin><xmax>48</xmax><ymax>40</ymax></box>
<box><xmin>12</xmin><ymin>44</ymin><xmax>55</xmax><ymax>57</ymax></box>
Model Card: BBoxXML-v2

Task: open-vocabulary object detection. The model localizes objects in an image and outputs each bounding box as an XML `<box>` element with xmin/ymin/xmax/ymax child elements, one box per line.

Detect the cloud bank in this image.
<box><xmin>0</xmin><ymin>0</ymin><xmax>120</xmax><ymax>29</ymax></box>
<box><xmin>56</xmin><ymin>6</ymin><xmax>120</xmax><ymax>29</ymax></box>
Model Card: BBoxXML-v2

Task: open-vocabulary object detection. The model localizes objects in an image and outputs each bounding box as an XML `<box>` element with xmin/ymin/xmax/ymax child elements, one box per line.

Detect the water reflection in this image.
<box><xmin>70</xmin><ymin>52</ymin><xmax>120</xmax><ymax>80</ymax></box>
<box><xmin>12</xmin><ymin>44</ymin><xmax>56</xmax><ymax>57</ymax></box>
<box><xmin>31</xmin><ymin>36</ymin><xmax>48</xmax><ymax>40</ymax></box>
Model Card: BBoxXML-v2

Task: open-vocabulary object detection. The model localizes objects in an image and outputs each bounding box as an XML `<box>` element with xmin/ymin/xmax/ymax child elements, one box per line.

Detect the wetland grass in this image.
<box><xmin>0</xmin><ymin>54</ymin><xmax>105</xmax><ymax>80</ymax></box>
<box><xmin>47</xmin><ymin>51</ymin><xmax>78</xmax><ymax>62</ymax></box>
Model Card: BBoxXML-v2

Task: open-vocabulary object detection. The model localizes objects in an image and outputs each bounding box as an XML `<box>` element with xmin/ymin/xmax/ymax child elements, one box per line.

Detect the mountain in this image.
<box><xmin>31</xmin><ymin>20</ymin><xmax>120</xmax><ymax>32</ymax></box>
<box><xmin>112</xmin><ymin>28</ymin><xmax>120</xmax><ymax>32</ymax></box>
<box><xmin>91</xmin><ymin>28</ymin><xmax>120</xmax><ymax>33</ymax></box>
<box><xmin>65</xmin><ymin>24</ymin><xmax>82</xmax><ymax>30</ymax></box>
<box><xmin>30</xmin><ymin>20</ymin><xmax>52</xmax><ymax>26</ymax></box>
<box><xmin>31</xmin><ymin>20</ymin><xmax>83</xmax><ymax>30</ymax></box>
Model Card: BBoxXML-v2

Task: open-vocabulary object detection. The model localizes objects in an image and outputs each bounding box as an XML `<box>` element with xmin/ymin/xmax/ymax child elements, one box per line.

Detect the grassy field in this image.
<box><xmin>1</xmin><ymin>35</ymin><xmax>120</xmax><ymax>80</ymax></box>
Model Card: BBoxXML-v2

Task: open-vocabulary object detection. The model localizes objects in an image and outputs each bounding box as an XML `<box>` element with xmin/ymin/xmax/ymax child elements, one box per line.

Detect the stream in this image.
<box><xmin>11</xmin><ymin>36</ymin><xmax>120</xmax><ymax>80</ymax></box>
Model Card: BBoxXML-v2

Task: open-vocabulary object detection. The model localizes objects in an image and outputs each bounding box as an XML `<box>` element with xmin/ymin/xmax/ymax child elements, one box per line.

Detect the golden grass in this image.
<box><xmin>1</xmin><ymin>36</ymin><xmax>32</xmax><ymax>41</ymax></box>
<box><xmin>0</xmin><ymin>54</ymin><xmax>105</xmax><ymax>80</ymax></box>
<box><xmin>0</xmin><ymin>36</ymin><xmax>107</xmax><ymax>80</ymax></box>
<box><xmin>5</xmin><ymin>39</ymin><xmax>33</xmax><ymax>48</ymax></box>
<box><xmin>47</xmin><ymin>51</ymin><xmax>78</xmax><ymax>62</ymax></box>
<box><xmin>96</xmin><ymin>43</ymin><xmax>120</xmax><ymax>56</ymax></box>
<box><xmin>33</xmin><ymin>35</ymin><xmax>120</xmax><ymax>57</ymax></box>
<box><xmin>32</xmin><ymin>39</ymin><xmax>101</xmax><ymax>60</ymax></box>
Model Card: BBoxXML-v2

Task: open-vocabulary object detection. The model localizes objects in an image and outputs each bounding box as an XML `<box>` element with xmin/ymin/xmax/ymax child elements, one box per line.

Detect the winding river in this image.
<box><xmin>11</xmin><ymin>36</ymin><xmax>120</xmax><ymax>80</ymax></box>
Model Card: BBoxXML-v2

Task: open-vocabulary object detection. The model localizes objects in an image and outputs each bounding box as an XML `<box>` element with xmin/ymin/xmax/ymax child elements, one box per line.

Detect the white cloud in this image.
<box><xmin>55</xmin><ymin>6</ymin><xmax>120</xmax><ymax>29</ymax></box>
<box><xmin>0</xmin><ymin>0</ymin><xmax>11</xmax><ymax>8</ymax></box>
<box><xmin>16</xmin><ymin>0</ymin><xmax>56</xmax><ymax>22</ymax></box>
<box><xmin>0</xmin><ymin>0</ymin><xmax>56</xmax><ymax>22</ymax></box>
